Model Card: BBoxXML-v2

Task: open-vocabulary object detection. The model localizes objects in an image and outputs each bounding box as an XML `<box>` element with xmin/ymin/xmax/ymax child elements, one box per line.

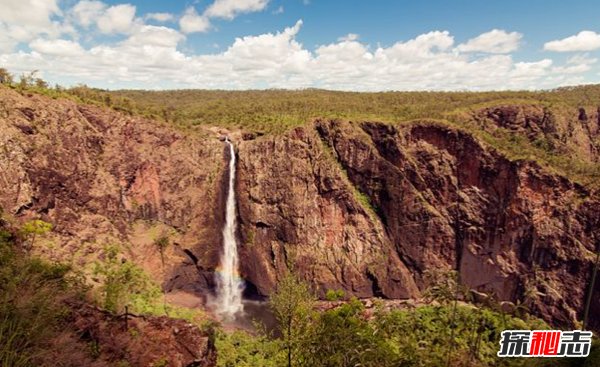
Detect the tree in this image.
<box><xmin>269</xmin><ymin>269</ymin><xmax>316</xmax><ymax>367</ymax></box>
<box><xmin>35</xmin><ymin>78</ymin><xmax>49</xmax><ymax>89</ymax></box>
<box><xmin>93</xmin><ymin>245</ymin><xmax>156</xmax><ymax>313</ymax></box>
<box><xmin>19</xmin><ymin>220</ymin><xmax>52</xmax><ymax>250</ymax></box>
<box><xmin>0</xmin><ymin>68</ymin><xmax>13</xmax><ymax>85</ymax></box>
<box><xmin>17</xmin><ymin>70</ymin><xmax>38</xmax><ymax>93</ymax></box>
<box><xmin>154</xmin><ymin>233</ymin><xmax>170</xmax><ymax>315</ymax></box>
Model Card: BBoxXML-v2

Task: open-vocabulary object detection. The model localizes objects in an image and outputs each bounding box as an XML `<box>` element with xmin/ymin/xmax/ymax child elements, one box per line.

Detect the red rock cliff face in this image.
<box><xmin>1</xmin><ymin>87</ymin><xmax>599</xmax><ymax>330</ymax></box>
<box><xmin>0</xmin><ymin>87</ymin><xmax>227</xmax><ymax>299</ymax></box>
<box><xmin>235</xmin><ymin>128</ymin><xmax>419</xmax><ymax>299</ymax></box>
<box><xmin>237</xmin><ymin>119</ymin><xmax>600</xmax><ymax>329</ymax></box>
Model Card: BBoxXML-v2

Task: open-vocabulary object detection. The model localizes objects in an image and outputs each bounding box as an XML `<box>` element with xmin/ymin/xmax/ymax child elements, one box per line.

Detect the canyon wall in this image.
<box><xmin>1</xmin><ymin>86</ymin><xmax>599</xmax><ymax>328</ymax></box>
<box><xmin>0</xmin><ymin>87</ymin><xmax>227</xmax><ymax>300</ymax></box>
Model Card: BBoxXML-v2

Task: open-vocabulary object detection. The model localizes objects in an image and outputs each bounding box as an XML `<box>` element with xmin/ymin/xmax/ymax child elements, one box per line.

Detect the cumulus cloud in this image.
<box><xmin>204</xmin><ymin>0</ymin><xmax>272</xmax><ymax>19</ymax></box>
<box><xmin>146</xmin><ymin>12</ymin><xmax>174</xmax><ymax>22</ymax></box>
<box><xmin>70</xmin><ymin>1</ymin><xmax>106</xmax><ymax>28</ymax></box>
<box><xmin>567</xmin><ymin>53</ymin><xmax>598</xmax><ymax>65</ymax></box>
<box><xmin>0</xmin><ymin>0</ymin><xmax>594</xmax><ymax>91</ymax></box>
<box><xmin>29</xmin><ymin>38</ymin><xmax>86</xmax><ymax>57</ymax></box>
<box><xmin>553</xmin><ymin>53</ymin><xmax>599</xmax><ymax>74</ymax></box>
<box><xmin>338</xmin><ymin>33</ymin><xmax>360</xmax><ymax>42</ymax></box>
<box><xmin>96</xmin><ymin>4</ymin><xmax>137</xmax><ymax>34</ymax></box>
<box><xmin>179</xmin><ymin>0</ymin><xmax>273</xmax><ymax>34</ymax></box>
<box><xmin>456</xmin><ymin>29</ymin><xmax>522</xmax><ymax>53</ymax></box>
<box><xmin>0</xmin><ymin>0</ymin><xmax>63</xmax><ymax>50</ymax></box>
<box><xmin>0</xmin><ymin>0</ymin><xmax>61</xmax><ymax>33</ymax></box>
<box><xmin>68</xmin><ymin>1</ymin><xmax>138</xmax><ymax>34</ymax></box>
<box><xmin>179</xmin><ymin>7</ymin><xmax>211</xmax><ymax>34</ymax></box>
<box><xmin>544</xmin><ymin>31</ymin><xmax>600</xmax><ymax>52</ymax></box>
<box><xmin>1</xmin><ymin>19</ymin><xmax>585</xmax><ymax>91</ymax></box>
<box><xmin>123</xmin><ymin>25</ymin><xmax>184</xmax><ymax>48</ymax></box>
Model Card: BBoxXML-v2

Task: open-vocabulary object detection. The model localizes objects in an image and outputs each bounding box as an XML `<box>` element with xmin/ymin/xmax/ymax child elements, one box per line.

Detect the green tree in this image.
<box><xmin>154</xmin><ymin>233</ymin><xmax>170</xmax><ymax>315</ymax></box>
<box><xmin>269</xmin><ymin>269</ymin><xmax>316</xmax><ymax>367</ymax></box>
<box><xmin>17</xmin><ymin>70</ymin><xmax>38</xmax><ymax>93</ymax></box>
<box><xmin>93</xmin><ymin>245</ymin><xmax>157</xmax><ymax>313</ymax></box>
<box><xmin>305</xmin><ymin>298</ymin><xmax>398</xmax><ymax>367</ymax></box>
<box><xmin>19</xmin><ymin>220</ymin><xmax>52</xmax><ymax>250</ymax></box>
<box><xmin>325</xmin><ymin>289</ymin><xmax>345</xmax><ymax>302</ymax></box>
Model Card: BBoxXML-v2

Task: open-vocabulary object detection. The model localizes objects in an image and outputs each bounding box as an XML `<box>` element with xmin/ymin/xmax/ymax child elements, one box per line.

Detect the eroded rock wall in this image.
<box><xmin>1</xmin><ymin>86</ymin><xmax>599</xmax><ymax>329</ymax></box>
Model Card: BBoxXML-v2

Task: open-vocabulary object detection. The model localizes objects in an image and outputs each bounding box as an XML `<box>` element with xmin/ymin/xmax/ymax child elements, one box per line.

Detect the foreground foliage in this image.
<box><xmin>217</xmin><ymin>277</ymin><xmax>600</xmax><ymax>367</ymax></box>
<box><xmin>0</xmin><ymin>222</ymin><xmax>84</xmax><ymax>366</ymax></box>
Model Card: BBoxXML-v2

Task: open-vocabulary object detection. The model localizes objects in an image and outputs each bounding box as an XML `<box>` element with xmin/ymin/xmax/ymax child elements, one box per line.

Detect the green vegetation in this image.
<box><xmin>0</xmin><ymin>219</ymin><xmax>84</xmax><ymax>366</ymax></box>
<box><xmin>216</xmin><ymin>330</ymin><xmax>284</xmax><ymax>367</ymax></box>
<box><xmin>269</xmin><ymin>268</ymin><xmax>317</xmax><ymax>367</ymax></box>
<box><xmin>92</xmin><ymin>244</ymin><xmax>206</xmax><ymax>324</ymax></box>
<box><xmin>215</xmin><ymin>270</ymin><xmax>599</xmax><ymax>367</ymax></box>
<box><xmin>93</xmin><ymin>244</ymin><xmax>158</xmax><ymax>314</ymax></box>
<box><xmin>19</xmin><ymin>219</ymin><xmax>52</xmax><ymax>251</ymax></box>
<box><xmin>325</xmin><ymin>289</ymin><xmax>346</xmax><ymax>301</ymax></box>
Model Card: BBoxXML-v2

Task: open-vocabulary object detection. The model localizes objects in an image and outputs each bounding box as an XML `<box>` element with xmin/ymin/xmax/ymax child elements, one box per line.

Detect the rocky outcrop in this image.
<box><xmin>474</xmin><ymin>104</ymin><xmax>600</xmax><ymax>163</ymax></box>
<box><xmin>0</xmin><ymin>86</ymin><xmax>226</xmax><ymax>301</ymax></box>
<box><xmin>69</xmin><ymin>302</ymin><xmax>217</xmax><ymax>367</ymax></box>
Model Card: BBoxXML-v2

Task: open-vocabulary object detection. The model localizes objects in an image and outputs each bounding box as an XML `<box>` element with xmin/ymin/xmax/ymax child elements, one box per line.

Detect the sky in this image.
<box><xmin>1</xmin><ymin>0</ymin><xmax>600</xmax><ymax>91</ymax></box>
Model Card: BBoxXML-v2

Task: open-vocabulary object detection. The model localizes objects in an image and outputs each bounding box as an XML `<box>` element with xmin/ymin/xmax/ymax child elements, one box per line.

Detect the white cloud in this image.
<box><xmin>146</xmin><ymin>12</ymin><xmax>174</xmax><ymax>22</ymax></box>
<box><xmin>567</xmin><ymin>53</ymin><xmax>598</xmax><ymax>65</ymax></box>
<box><xmin>96</xmin><ymin>4</ymin><xmax>137</xmax><ymax>34</ymax></box>
<box><xmin>0</xmin><ymin>23</ymin><xmax>18</xmax><ymax>52</ymax></box>
<box><xmin>179</xmin><ymin>7</ymin><xmax>211</xmax><ymax>34</ymax></box>
<box><xmin>204</xmin><ymin>0</ymin><xmax>272</xmax><ymax>20</ymax></box>
<box><xmin>544</xmin><ymin>31</ymin><xmax>600</xmax><ymax>52</ymax></box>
<box><xmin>338</xmin><ymin>33</ymin><xmax>360</xmax><ymax>42</ymax></box>
<box><xmin>179</xmin><ymin>0</ymin><xmax>273</xmax><ymax>33</ymax></box>
<box><xmin>272</xmin><ymin>5</ymin><xmax>284</xmax><ymax>15</ymax></box>
<box><xmin>123</xmin><ymin>25</ymin><xmax>184</xmax><ymax>48</ymax></box>
<box><xmin>0</xmin><ymin>0</ymin><xmax>62</xmax><ymax>49</ymax></box>
<box><xmin>0</xmin><ymin>16</ymin><xmax>595</xmax><ymax>91</ymax></box>
<box><xmin>70</xmin><ymin>1</ymin><xmax>106</xmax><ymax>28</ymax></box>
<box><xmin>29</xmin><ymin>38</ymin><xmax>85</xmax><ymax>56</ymax></box>
<box><xmin>0</xmin><ymin>0</ymin><xmax>61</xmax><ymax>31</ymax></box>
<box><xmin>553</xmin><ymin>53</ymin><xmax>598</xmax><ymax>74</ymax></box>
<box><xmin>456</xmin><ymin>29</ymin><xmax>522</xmax><ymax>53</ymax></box>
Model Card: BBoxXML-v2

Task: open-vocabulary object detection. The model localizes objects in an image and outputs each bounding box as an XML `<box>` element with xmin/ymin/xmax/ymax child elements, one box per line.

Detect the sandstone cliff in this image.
<box><xmin>235</xmin><ymin>119</ymin><xmax>600</xmax><ymax>328</ymax></box>
<box><xmin>0</xmin><ymin>86</ymin><xmax>227</xmax><ymax>302</ymax></box>
<box><xmin>1</xmin><ymin>86</ymin><xmax>599</xmax><ymax>330</ymax></box>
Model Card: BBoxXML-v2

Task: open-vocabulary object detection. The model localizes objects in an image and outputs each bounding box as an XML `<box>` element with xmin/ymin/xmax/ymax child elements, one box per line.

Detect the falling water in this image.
<box><xmin>215</xmin><ymin>137</ymin><xmax>244</xmax><ymax>320</ymax></box>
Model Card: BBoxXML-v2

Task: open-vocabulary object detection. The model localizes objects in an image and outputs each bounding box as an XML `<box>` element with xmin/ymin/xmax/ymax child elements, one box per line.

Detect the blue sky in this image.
<box><xmin>1</xmin><ymin>0</ymin><xmax>600</xmax><ymax>90</ymax></box>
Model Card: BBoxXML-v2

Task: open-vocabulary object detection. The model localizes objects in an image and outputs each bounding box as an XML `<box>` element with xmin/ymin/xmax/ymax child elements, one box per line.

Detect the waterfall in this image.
<box><xmin>215</xmin><ymin>137</ymin><xmax>244</xmax><ymax>320</ymax></box>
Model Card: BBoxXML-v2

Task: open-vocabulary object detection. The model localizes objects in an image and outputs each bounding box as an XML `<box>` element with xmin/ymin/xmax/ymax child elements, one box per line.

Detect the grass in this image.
<box><xmin>0</xmin><ymin>224</ymin><xmax>85</xmax><ymax>367</ymax></box>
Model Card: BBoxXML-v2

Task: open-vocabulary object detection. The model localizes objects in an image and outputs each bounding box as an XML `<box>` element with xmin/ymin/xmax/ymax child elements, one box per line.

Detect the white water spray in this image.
<box><xmin>215</xmin><ymin>137</ymin><xmax>244</xmax><ymax>320</ymax></box>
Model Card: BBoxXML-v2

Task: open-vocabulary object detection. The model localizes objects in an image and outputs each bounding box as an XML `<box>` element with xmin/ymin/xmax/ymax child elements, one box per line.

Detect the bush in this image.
<box><xmin>216</xmin><ymin>330</ymin><xmax>284</xmax><ymax>367</ymax></box>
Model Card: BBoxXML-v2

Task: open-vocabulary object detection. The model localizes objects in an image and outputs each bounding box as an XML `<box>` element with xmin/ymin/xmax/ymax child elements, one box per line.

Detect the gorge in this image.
<box><xmin>1</xmin><ymin>84</ymin><xmax>600</xmax><ymax>365</ymax></box>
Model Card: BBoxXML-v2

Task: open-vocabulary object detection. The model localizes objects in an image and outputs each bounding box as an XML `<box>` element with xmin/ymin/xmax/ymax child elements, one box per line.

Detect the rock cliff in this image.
<box><xmin>1</xmin><ymin>86</ymin><xmax>599</xmax><ymax>330</ymax></box>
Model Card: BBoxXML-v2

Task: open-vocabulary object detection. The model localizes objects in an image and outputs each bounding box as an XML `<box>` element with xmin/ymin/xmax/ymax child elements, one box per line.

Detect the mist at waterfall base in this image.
<box><xmin>207</xmin><ymin>138</ymin><xmax>277</xmax><ymax>332</ymax></box>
